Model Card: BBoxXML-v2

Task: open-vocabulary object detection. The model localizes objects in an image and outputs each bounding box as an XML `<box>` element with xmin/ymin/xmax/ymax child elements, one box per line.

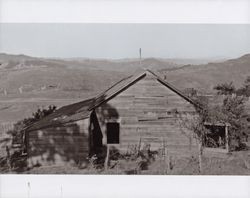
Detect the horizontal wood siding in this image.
<box><xmin>28</xmin><ymin>118</ymin><xmax>90</xmax><ymax>167</ymax></box>
<box><xmin>96</xmin><ymin>72</ymin><xmax>197</xmax><ymax>157</ymax></box>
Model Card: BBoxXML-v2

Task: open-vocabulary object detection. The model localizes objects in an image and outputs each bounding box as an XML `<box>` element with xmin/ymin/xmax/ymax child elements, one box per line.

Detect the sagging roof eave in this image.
<box><xmin>23</xmin><ymin>113</ymin><xmax>90</xmax><ymax>132</ymax></box>
<box><xmin>25</xmin><ymin>98</ymin><xmax>95</xmax><ymax>132</ymax></box>
<box><xmin>25</xmin><ymin>113</ymin><xmax>92</xmax><ymax>132</ymax></box>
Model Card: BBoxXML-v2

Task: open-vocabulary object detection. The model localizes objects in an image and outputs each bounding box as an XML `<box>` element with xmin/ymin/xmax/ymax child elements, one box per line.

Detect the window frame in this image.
<box><xmin>106</xmin><ymin>121</ymin><xmax>120</xmax><ymax>144</ymax></box>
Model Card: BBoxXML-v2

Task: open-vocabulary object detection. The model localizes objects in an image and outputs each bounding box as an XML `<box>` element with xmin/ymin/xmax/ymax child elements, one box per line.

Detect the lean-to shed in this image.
<box><xmin>25</xmin><ymin>70</ymin><xmax>200</xmax><ymax>167</ymax></box>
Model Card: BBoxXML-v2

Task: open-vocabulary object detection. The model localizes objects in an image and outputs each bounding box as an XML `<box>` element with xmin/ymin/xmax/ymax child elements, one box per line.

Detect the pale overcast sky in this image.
<box><xmin>0</xmin><ymin>24</ymin><xmax>250</xmax><ymax>59</ymax></box>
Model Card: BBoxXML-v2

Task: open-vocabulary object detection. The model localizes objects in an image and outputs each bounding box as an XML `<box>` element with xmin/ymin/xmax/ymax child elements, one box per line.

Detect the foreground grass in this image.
<box><xmin>2</xmin><ymin>150</ymin><xmax>249</xmax><ymax>175</ymax></box>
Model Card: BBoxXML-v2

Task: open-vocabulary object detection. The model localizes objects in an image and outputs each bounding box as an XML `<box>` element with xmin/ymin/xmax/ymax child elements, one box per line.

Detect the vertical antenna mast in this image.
<box><xmin>139</xmin><ymin>48</ymin><xmax>142</xmax><ymax>66</ymax></box>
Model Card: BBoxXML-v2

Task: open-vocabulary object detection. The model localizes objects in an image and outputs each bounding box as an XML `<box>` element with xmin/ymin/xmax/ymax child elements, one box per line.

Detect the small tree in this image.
<box><xmin>237</xmin><ymin>76</ymin><xmax>250</xmax><ymax>97</ymax></box>
<box><xmin>214</xmin><ymin>81</ymin><xmax>236</xmax><ymax>95</ymax></box>
<box><xmin>213</xmin><ymin>82</ymin><xmax>248</xmax><ymax>150</ymax></box>
<box><xmin>176</xmin><ymin>83</ymin><xmax>248</xmax><ymax>173</ymax></box>
<box><xmin>11</xmin><ymin>105</ymin><xmax>57</xmax><ymax>145</ymax></box>
<box><xmin>175</xmin><ymin>95</ymin><xmax>209</xmax><ymax>173</ymax></box>
<box><xmin>3</xmin><ymin>105</ymin><xmax>57</xmax><ymax>170</ymax></box>
<box><xmin>176</xmin><ymin>78</ymin><xmax>249</xmax><ymax>172</ymax></box>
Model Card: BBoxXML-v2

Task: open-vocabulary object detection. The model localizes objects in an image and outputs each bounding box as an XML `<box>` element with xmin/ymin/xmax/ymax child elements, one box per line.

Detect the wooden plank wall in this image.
<box><xmin>96</xmin><ymin>72</ymin><xmax>198</xmax><ymax>157</ymax></box>
<box><xmin>28</xmin><ymin>119</ymin><xmax>90</xmax><ymax>167</ymax></box>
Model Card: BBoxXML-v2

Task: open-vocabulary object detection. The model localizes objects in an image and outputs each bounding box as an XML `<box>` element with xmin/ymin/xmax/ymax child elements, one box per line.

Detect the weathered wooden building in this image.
<box><xmin>25</xmin><ymin>70</ymin><xmax>200</xmax><ymax>167</ymax></box>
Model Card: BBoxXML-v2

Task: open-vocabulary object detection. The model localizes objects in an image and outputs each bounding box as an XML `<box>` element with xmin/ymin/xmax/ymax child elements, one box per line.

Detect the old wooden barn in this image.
<box><xmin>25</xmin><ymin>70</ymin><xmax>201</xmax><ymax>167</ymax></box>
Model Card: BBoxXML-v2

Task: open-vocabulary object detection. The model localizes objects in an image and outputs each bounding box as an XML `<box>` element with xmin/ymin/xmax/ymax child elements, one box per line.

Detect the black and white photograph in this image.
<box><xmin>1</xmin><ymin>23</ymin><xmax>250</xmax><ymax>175</ymax></box>
<box><xmin>1</xmin><ymin>0</ymin><xmax>250</xmax><ymax>197</ymax></box>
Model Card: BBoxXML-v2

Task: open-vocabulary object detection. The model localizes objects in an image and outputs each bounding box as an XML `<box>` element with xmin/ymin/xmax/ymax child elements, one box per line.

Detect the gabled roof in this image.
<box><xmin>26</xmin><ymin>69</ymin><xmax>198</xmax><ymax>132</ymax></box>
<box><xmin>147</xmin><ymin>70</ymin><xmax>198</xmax><ymax>106</ymax></box>
<box><xmin>88</xmin><ymin>70</ymin><xmax>147</xmax><ymax>110</ymax></box>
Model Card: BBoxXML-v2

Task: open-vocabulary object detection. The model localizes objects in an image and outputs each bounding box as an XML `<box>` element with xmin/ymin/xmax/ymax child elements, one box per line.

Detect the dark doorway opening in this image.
<box><xmin>204</xmin><ymin>125</ymin><xmax>226</xmax><ymax>148</ymax></box>
<box><xmin>89</xmin><ymin>111</ymin><xmax>103</xmax><ymax>155</ymax></box>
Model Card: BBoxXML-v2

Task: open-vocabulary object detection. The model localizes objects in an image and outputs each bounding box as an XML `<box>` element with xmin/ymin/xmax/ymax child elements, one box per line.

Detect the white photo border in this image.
<box><xmin>0</xmin><ymin>0</ymin><xmax>250</xmax><ymax>198</ymax></box>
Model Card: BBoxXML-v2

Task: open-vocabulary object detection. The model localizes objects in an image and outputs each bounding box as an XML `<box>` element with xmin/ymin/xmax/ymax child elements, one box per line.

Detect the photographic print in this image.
<box><xmin>0</xmin><ymin>23</ymin><xmax>250</xmax><ymax>175</ymax></box>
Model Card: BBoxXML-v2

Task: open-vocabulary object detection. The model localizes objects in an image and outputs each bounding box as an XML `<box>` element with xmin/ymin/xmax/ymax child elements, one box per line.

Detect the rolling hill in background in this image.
<box><xmin>161</xmin><ymin>54</ymin><xmax>250</xmax><ymax>94</ymax></box>
<box><xmin>0</xmin><ymin>53</ymin><xmax>181</xmax><ymax>98</ymax></box>
<box><xmin>0</xmin><ymin>53</ymin><xmax>250</xmax><ymax>122</ymax></box>
<box><xmin>0</xmin><ymin>53</ymin><xmax>180</xmax><ymax>122</ymax></box>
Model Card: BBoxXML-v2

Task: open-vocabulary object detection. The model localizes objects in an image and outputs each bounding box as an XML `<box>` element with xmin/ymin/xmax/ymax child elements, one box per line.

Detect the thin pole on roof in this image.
<box><xmin>139</xmin><ymin>48</ymin><xmax>142</xmax><ymax>66</ymax></box>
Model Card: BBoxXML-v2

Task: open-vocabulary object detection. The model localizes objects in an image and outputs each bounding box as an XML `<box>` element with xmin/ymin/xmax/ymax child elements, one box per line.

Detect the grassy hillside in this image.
<box><xmin>0</xmin><ymin>53</ymin><xmax>184</xmax><ymax>99</ymax></box>
<box><xmin>162</xmin><ymin>54</ymin><xmax>250</xmax><ymax>93</ymax></box>
<box><xmin>0</xmin><ymin>53</ymin><xmax>182</xmax><ymax>122</ymax></box>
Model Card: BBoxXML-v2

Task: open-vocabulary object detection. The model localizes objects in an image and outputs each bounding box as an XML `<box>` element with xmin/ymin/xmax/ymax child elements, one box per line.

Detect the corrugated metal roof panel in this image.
<box><xmin>27</xmin><ymin>98</ymin><xmax>94</xmax><ymax>131</ymax></box>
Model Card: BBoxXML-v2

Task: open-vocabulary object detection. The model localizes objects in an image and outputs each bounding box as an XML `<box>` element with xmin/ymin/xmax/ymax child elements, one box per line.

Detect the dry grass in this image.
<box><xmin>162</xmin><ymin>54</ymin><xmax>250</xmax><ymax>94</ymax></box>
<box><xmin>0</xmin><ymin>122</ymin><xmax>14</xmax><ymax>158</ymax></box>
<box><xmin>1</xmin><ymin>150</ymin><xmax>249</xmax><ymax>175</ymax></box>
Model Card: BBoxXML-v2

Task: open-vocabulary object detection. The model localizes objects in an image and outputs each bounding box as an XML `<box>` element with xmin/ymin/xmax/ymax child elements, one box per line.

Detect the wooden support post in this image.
<box><xmin>162</xmin><ymin>137</ymin><xmax>165</xmax><ymax>156</ymax></box>
<box><xmin>163</xmin><ymin>138</ymin><xmax>170</xmax><ymax>174</ymax></box>
<box><xmin>104</xmin><ymin>144</ymin><xmax>110</xmax><ymax>171</ymax></box>
<box><xmin>225</xmin><ymin>124</ymin><xmax>229</xmax><ymax>153</ymax></box>
<box><xmin>165</xmin><ymin>147</ymin><xmax>170</xmax><ymax>174</ymax></box>
<box><xmin>162</xmin><ymin>138</ymin><xmax>166</xmax><ymax>173</ymax></box>
<box><xmin>23</xmin><ymin>129</ymin><xmax>28</xmax><ymax>154</ymax></box>
<box><xmin>198</xmin><ymin>141</ymin><xmax>203</xmax><ymax>174</ymax></box>
<box><xmin>137</xmin><ymin>128</ymin><xmax>141</xmax><ymax>156</ymax></box>
<box><xmin>6</xmin><ymin>146</ymin><xmax>11</xmax><ymax>171</ymax></box>
<box><xmin>137</xmin><ymin>137</ymin><xmax>141</xmax><ymax>156</ymax></box>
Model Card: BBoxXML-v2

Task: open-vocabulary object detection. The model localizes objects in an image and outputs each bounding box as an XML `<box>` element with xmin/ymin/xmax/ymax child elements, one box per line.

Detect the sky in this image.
<box><xmin>0</xmin><ymin>24</ymin><xmax>250</xmax><ymax>59</ymax></box>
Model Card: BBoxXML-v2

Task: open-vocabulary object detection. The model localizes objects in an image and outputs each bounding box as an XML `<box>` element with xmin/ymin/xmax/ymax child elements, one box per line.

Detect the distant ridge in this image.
<box><xmin>162</xmin><ymin>53</ymin><xmax>250</xmax><ymax>93</ymax></box>
<box><xmin>0</xmin><ymin>52</ymin><xmax>250</xmax><ymax>123</ymax></box>
<box><xmin>1</xmin><ymin>52</ymin><xmax>250</xmax><ymax>95</ymax></box>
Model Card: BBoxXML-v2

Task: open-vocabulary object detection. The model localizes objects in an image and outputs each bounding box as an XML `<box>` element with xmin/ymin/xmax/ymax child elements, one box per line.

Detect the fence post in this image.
<box><xmin>137</xmin><ymin>137</ymin><xmax>142</xmax><ymax>156</ymax></box>
<box><xmin>198</xmin><ymin>141</ymin><xmax>203</xmax><ymax>173</ymax></box>
<box><xmin>225</xmin><ymin>124</ymin><xmax>229</xmax><ymax>153</ymax></box>
<box><xmin>6</xmin><ymin>146</ymin><xmax>12</xmax><ymax>171</ymax></box>
<box><xmin>163</xmin><ymin>138</ymin><xmax>170</xmax><ymax>174</ymax></box>
<box><xmin>104</xmin><ymin>144</ymin><xmax>110</xmax><ymax>171</ymax></box>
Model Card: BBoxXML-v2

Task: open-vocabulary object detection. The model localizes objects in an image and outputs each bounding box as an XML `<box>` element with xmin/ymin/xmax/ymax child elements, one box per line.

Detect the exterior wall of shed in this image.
<box><xmin>95</xmin><ymin>72</ymin><xmax>198</xmax><ymax>157</ymax></box>
<box><xmin>27</xmin><ymin>118</ymin><xmax>90</xmax><ymax>167</ymax></box>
